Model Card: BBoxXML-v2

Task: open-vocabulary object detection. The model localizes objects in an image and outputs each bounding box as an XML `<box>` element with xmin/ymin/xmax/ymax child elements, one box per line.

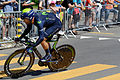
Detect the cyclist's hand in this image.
<box><xmin>15</xmin><ymin>38</ymin><xmax>21</xmax><ymax>42</ymax></box>
<box><xmin>26</xmin><ymin>47</ymin><xmax>33</xmax><ymax>53</ymax></box>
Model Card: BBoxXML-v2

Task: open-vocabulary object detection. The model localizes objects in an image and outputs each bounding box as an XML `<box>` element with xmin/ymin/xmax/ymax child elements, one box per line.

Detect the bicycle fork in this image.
<box><xmin>17</xmin><ymin>50</ymin><xmax>28</xmax><ymax>65</ymax></box>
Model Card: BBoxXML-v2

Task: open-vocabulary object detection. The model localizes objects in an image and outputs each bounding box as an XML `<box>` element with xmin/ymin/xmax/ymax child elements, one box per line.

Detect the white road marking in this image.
<box><xmin>80</xmin><ymin>36</ymin><xmax>93</xmax><ymax>39</ymax></box>
<box><xmin>99</xmin><ymin>37</ymin><xmax>113</xmax><ymax>40</ymax></box>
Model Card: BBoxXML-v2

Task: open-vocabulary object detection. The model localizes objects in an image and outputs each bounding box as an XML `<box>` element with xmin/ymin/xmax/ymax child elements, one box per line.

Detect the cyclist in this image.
<box><xmin>15</xmin><ymin>8</ymin><xmax>62</xmax><ymax>62</ymax></box>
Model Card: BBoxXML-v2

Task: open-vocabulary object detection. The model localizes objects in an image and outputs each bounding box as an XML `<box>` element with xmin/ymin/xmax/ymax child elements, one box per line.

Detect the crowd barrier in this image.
<box><xmin>0</xmin><ymin>5</ymin><xmax>120</xmax><ymax>42</ymax></box>
<box><xmin>64</xmin><ymin>4</ymin><xmax>120</xmax><ymax>38</ymax></box>
<box><xmin>0</xmin><ymin>11</ymin><xmax>26</xmax><ymax>41</ymax></box>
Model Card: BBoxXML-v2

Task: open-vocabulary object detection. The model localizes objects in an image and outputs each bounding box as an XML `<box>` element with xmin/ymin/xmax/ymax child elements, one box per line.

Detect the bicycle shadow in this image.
<box><xmin>0</xmin><ymin>69</ymin><xmax>68</xmax><ymax>79</ymax></box>
<box><xmin>24</xmin><ymin>69</ymin><xmax>68</xmax><ymax>76</ymax></box>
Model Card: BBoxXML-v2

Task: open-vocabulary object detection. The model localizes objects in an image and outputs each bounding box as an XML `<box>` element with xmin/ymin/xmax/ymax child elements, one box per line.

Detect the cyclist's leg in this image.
<box><xmin>40</xmin><ymin>19</ymin><xmax>62</xmax><ymax>62</ymax></box>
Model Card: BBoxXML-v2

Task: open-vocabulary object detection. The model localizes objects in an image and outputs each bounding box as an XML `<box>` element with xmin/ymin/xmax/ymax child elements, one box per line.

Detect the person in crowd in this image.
<box><xmin>114</xmin><ymin>0</ymin><xmax>120</xmax><ymax>6</ymax></box>
<box><xmin>73</xmin><ymin>0</ymin><xmax>84</xmax><ymax>10</ymax></box>
<box><xmin>49</xmin><ymin>1</ymin><xmax>65</xmax><ymax>14</ymax></box>
<box><xmin>0</xmin><ymin>2</ymin><xmax>14</xmax><ymax>40</ymax></box>
<box><xmin>56</xmin><ymin>0</ymin><xmax>64</xmax><ymax>8</ymax></box>
<box><xmin>39</xmin><ymin>0</ymin><xmax>49</xmax><ymax>10</ymax></box>
<box><xmin>1</xmin><ymin>0</ymin><xmax>18</xmax><ymax>12</ymax></box>
<box><xmin>39</xmin><ymin>0</ymin><xmax>45</xmax><ymax>10</ymax></box>
<box><xmin>55</xmin><ymin>0</ymin><xmax>65</xmax><ymax>20</ymax></box>
<box><xmin>61</xmin><ymin>0</ymin><xmax>69</xmax><ymax>9</ymax></box>
<box><xmin>84</xmin><ymin>0</ymin><xmax>97</xmax><ymax>29</ymax></box>
<box><xmin>49</xmin><ymin>1</ymin><xmax>59</xmax><ymax>14</ymax></box>
<box><xmin>0</xmin><ymin>0</ymin><xmax>17</xmax><ymax>40</ymax></box>
<box><xmin>73</xmin><ymin>0</ymin><xmax>85</xmax><ymax>28</ymax></box>
<box><xmin>105</xmin><ymin>0</ymin><xmax>118</xmax><ymax>23</ymax></box>
<box><xmin>67</xmin><ymin>0</ymin><xmax>78</xmax><ymax>35</ymax></box>
<box><xmin>94</xmin><ymin>0</ymin><xmax>102</xmax><ymax>26</ymax></box>
<box><xmin>80</xmin><ymin>0</ymin><xmax>85</xmax><ymax>21</ymax></box>
<box><xmin>21</xmin><ymin>0</ymin><xmax>35</xmax><ymax>10</ymax></box>
<box><xmin>0</xmin><ymin>2</ymin><xmax>4</xmax><ymax>39</ymax></box>
<box><xmin>100</xmin><ymin>0</ymin><xmax>106</xmax><ymax>21</ymax></box>
<box><xmin>114</xmin><ymin>0</ymin><xmax>120</xmax><ymax>22</ymax></box>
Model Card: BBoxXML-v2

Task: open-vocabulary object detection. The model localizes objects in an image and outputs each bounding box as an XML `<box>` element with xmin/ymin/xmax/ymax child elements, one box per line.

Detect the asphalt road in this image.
<box><xmin>0</xmin><ymin>25</ymin><xmax>120</xmax><ymax>80</ymax></box>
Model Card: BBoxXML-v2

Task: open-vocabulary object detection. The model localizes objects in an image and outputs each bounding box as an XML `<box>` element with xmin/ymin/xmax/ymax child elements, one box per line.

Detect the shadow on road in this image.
<box><xmin>0</xmin><ymin>69</ymin><xmax>68</xmax><ymax>79</ymax></box>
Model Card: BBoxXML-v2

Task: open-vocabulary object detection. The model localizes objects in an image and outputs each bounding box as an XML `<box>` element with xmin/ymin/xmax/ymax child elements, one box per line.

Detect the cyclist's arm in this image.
<box><xmin>32</xmin><ymin>20</ymin><xmax>45</xmax><ymax>47</ymax></box>
<box><xmin>19</xmin><ymin>24</ymin><xmax>32</xmax><ymax>39</ymax></box>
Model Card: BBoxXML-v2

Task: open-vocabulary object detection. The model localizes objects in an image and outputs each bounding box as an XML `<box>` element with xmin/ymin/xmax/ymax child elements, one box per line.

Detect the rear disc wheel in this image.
<box><xmin>48</xmin><ymin>44</ymin><xmax>75</xmax><ymax>71</ymax></box>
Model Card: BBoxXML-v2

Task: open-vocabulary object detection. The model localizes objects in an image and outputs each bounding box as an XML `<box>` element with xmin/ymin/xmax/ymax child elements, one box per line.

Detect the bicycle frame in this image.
<box><xmin>18</xmin><ymin>34</ymin><xmax>61</xmax><ymax>65</ymax></box>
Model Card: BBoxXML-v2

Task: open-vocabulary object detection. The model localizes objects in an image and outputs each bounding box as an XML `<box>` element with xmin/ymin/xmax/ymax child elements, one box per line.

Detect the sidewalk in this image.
<box><xmin>0</xmin><ymin>40</ymin><xmax>15</xmax><ymax>49</ymax></box>
<box><xmin>0</xmin><ymin>24</ymin><xmax>119</xmax><ymax>49</ymax></box>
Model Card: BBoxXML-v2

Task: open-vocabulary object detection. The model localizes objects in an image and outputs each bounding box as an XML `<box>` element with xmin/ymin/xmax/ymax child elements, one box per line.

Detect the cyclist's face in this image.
<box><xmin>24</xmin><ymin>18</ymin><xmax>31</xmax><ymax>25</ymax></box>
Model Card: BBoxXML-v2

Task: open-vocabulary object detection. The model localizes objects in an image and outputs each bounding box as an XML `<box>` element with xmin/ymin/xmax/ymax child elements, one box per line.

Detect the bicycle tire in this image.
<box><xmin>4</xmin><ymin>49</ymin><xmax>35</xmax><ymax>78</ymax></box>
<box><xmin>48</xmin><ymin>44</ymin><xmax>75</xmax><ymax>71</ymax></box>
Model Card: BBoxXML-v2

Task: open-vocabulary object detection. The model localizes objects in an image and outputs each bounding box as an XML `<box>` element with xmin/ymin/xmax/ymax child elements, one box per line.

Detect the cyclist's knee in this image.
<box><xmin>41</xmin><ymin>38</ymin><xmax>47</xmax><ymax>44</ymax></box>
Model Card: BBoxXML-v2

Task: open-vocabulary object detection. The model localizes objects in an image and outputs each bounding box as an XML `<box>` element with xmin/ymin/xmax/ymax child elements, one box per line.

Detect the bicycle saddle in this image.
<box><xmin>58</xmin><ymin>31</ymin><xmax>65</xmax><ymax>36</ymax></box>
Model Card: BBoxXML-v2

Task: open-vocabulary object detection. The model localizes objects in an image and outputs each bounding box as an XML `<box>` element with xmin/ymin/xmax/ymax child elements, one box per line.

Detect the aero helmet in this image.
<box><xmin>21</xmin><ymin>8</ymin><xmax>35</xmax><ymax>21</ymax></box>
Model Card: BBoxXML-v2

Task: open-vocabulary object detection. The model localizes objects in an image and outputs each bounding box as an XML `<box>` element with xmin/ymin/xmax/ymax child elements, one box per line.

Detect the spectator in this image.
<box><xmin>1</xmin><ymin>0</ymin><xmax>19</xmax><ymax>40</ymax></box>
<box><xmin>21</xmin><ymin>0</ymin><xmax>35</xmax><ymax>10</ymax></box>
<box><xmin>84</xmin><ymin>0</ymin><xmax>97</xmax><ymax>28</ymax></box>
<box><xmin>56</xmin><ymin>0</ymin><xmax>65</xmax><ymax>8</ymax></box>
<box><xmin>1</xmin><ymin>0</ymin><xmax>18</xmax><ymax>12</ymax></box>
<box><xmin>55</xmin><ymin>0</ymin><xmax>65</xmax><ymax>20</ymax></box>
<box><xmin>100</xmin><ymin>0</ymin><xmax>106</xmax><ymax>21</ymax></box>
<box><xmin>0</xmin><ymin>2</ymin><xmax>12</xmax><ymax>40</ymax></box>
<box><xmin>0</xmin><ymin>2</ymin><xmax>4</xmax><ymax>39</ymax></box>
<box><xmin>49</xmin><ymin>1</ymin><xmax>65</xmax><ymax>13</ymax></box>
<box><xmin>105</xmin><ymin>0</ymin><xmax>118</xmax><ymax>23</ymax></box>
<box><xmin>62</xmin><ymin>0</ymin><xmax>69</xmax><ymax>9</ymax></box>
<box><xmin>39</xmin><ymin>0</ymin><xmax>49</xmax><ymax>10</ymax></box>
<box><xmin>94</xmin><ymin>0</ymin><xmax>102</xmax><ymax>25</ymax></box>
<box><xmin>114</xmin><ymin>0</ymin><xmax>120</xmax><ymax>22</ymax></box>
<box><xmin>49</xmin><ymin>1</ymin><xmax>59</xmax><ymax>14</ymax></box>
<box><xmin>73</xmin><ymin>0</ymin><xmax>85</xmax><ymax>28</ymax></box>
<box><xmin>67</xmin><ymin>0</ymin><xmax>78</xmax><ymax>34</ymax></box>
<box><xmin>73</xmin><ymin>0</ymin><xmax>84</xmax><ymax>9</ymax></box>
<box><xmin>80</xmin><ymin>0</ymin><xmax>85</xmax><ymax>21</ymax></box>
<box><xmin>114</xmin><ymin>0</ymin><xmax>120</xmax><ymax>8</ymax></box>
<box><xmin>39</xmin><ymin>0</ymin><xmax>45</xmax><ymax>10</ymax></box>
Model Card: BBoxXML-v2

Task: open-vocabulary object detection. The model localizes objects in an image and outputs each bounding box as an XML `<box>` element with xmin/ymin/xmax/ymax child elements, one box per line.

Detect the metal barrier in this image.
<box><xmin>98</xmin><ymin>4</ymin><xmax>119</xmax><ymax>31</ymax></box>
<box><xmin>63</xmin><ymin>4</ymin><xmax>120</xmax><ymax>38</ymax></box>
<box><xmin>0</xmin><ymin>6</ymin><xmax>120</xmax><ymax>42</ymax></box>
<box><xmin>0</xmin><ymin>11</ymin><xmax>26</xmax><ymax>41</ymax></box>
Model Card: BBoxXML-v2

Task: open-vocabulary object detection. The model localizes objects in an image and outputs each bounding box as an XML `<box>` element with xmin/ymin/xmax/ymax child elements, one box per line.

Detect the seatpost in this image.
<box><xmin>56</xmin><ymin>34</ymin><xmax>61</xmax><ymax>41</ymax></box>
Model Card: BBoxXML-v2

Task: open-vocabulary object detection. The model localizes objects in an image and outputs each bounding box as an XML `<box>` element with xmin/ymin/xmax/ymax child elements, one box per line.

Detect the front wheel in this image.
<box><xmin>48</xmin><ymin>44</ymin><xmax>75</xmax><ymax>71</ymax></box>
<box><xmin>4</xmin><ymin>49</ymin><xmax>35</xmax><ymax>78</ymax></box>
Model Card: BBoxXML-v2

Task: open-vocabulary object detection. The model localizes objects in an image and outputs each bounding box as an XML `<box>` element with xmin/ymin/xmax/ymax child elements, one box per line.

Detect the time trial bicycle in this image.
<box><xmin>4</xmin><ymin>32</ymin><xmax>76</xmax><ymax>78</ymax></box>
